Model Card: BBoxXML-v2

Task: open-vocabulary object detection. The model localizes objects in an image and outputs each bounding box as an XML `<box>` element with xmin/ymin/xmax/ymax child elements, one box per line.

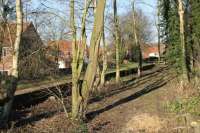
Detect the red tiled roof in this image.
<box><xmin>141</xmin><ymin>44</ymin><xmax>166</xmax><ymax>59</ymax></box>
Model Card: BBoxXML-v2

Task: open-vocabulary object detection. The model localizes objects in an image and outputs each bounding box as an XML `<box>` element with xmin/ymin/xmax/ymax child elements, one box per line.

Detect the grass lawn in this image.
<box><xmin>17</xmin><ymin>62</ymin><xmax>151</xmax><ymax>90</ymax></box>
<box><xmin>106</xmin><ymin>62</ymin><xmax>149</xmax><ymax>74</ymax></box>
<box><xmin>17</xmin><ymin>75</ymin><xmax>70</xmax><ymax>90</ymax></box>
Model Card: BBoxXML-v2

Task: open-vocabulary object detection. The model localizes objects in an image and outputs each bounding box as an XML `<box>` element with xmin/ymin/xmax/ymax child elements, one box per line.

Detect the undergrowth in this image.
<box><xmin>166</xmin><ymin>78</ymin><xmax>200</xmax><ymax>116</ymax></box>
<box><xmin>73</xmin><ymin>121</ymin><xmax>88</xmax><ymax>133</ymax></box>
<box><xmin>166</xmin><ymin>96</ymin><xmax>200</xmax><ymax>115</ymax></box>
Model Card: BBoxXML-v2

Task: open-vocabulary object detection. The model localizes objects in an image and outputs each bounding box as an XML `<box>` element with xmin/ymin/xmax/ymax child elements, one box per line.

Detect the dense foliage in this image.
<box><xmin>159</xmin><ymin>0</ymin><xmax>182</xmax><ymax>73</ymax></box>
<box><xmin>191</xmin><ymin>0</ymin><xmax>200</xmax><ymax>71</ymax></box>
<box><xmin>159</xmin><ymin>0</ymin><xmax>200</xmax><ymax>77</ymax></box>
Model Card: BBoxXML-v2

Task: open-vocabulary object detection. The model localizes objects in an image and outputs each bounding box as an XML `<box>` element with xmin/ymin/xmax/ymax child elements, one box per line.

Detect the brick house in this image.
<box><xmin>0</xmin><ymin>22</ymin><xmax>54</xmax><ymax>79</ymax></box>
<box><xmin>141</xmin><ymin>43</ymin><xmax>166</xmax><ymax>60</ymax></box>
<box><xmin>106</xmin><ymin>42</ymin><xmax>166</xmax><ymax>63</ymax></box>
<box><xmin>47</xmin><ymin>40</ymin><xmax>88</xmax><ymax>69</ymax></box>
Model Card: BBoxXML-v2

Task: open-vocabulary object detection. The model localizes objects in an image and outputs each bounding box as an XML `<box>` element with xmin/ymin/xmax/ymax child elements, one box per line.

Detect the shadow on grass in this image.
<box><xmin>14</xmin><ymin>110</ymin><xmax>58</xmax><ymax>127</ymax></box>
<box><xmin>9</xmin><ymin>85</ymin><xmax>71</xmax><ymax>128</ymax></box>
<box><xmin>86</xmin><ymin>77</ymin><xmax>168</xmax><ymax>121</ymax></box>
<box><xmin>11</xmin><ymin>65</ymin><xmax>171</xmax><ymax>128</ymax></box>
<box><xmin>89</xmin><ymin>65</ymin><xmax>170</xmax><ymax>104</ymax></box>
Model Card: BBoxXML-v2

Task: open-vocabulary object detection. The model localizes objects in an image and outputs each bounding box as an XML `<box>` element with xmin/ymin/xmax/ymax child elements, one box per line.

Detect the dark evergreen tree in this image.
<box><xmin>191</xmin><ymin>0</ymin><xmax>200</xmax><ymax>71</ymax></box>
<box><xmin>159</xmin><ymin>0</ymin><xmax>182</xmax><ymax>73</ymax></box>
<box><xmin>159</xmin><ymin>0</ymin><xmax>200</xmax><ymax>78</ymax></box>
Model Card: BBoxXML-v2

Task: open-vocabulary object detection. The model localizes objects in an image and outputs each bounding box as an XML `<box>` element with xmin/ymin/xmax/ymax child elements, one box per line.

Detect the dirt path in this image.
<box><xmin>87</xmin><ymin>66</ymin><xmax>176</xmax><ymax>133</ymax></box>
<box><xmin>2</xmin><ymin>65</ymin><xmax>179</xmax><ymax>133</ymax></box>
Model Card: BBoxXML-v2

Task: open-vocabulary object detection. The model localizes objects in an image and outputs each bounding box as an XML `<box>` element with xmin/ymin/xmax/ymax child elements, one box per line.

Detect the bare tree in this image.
<box><xmin>70</xmin><ymin>0</ymin><xmax>106</xmax><ymax>119</ymax></box>
<box><xmin>113</xmin><ymin>0</ymin><xmax>120</xmax><ymax>83</ymax></box>
<box><xmin>132</xmin><ymin>0</ymin><xmax>142</xmax><ymax>77</ymax></box>
<box><xmin>80</xmin><ymin>0</ymin><xmax>106</xmax><ymax>118</ymax></box>
<box><xmin>156</xmin><ymin>0</ymin><xmax>161</xmax><ymax>62</ymax></box>
<box><xmin>0</xmin><ymin>0</ymin><xmax>22</xmax><ymax>126</ymax></box>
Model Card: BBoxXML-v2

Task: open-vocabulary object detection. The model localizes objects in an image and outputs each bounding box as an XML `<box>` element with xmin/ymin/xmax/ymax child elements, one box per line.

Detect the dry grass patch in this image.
<box><xmin>125</xmin><ymin>113</ymin><xmax>166</xmax><ymax>133</ymax></box>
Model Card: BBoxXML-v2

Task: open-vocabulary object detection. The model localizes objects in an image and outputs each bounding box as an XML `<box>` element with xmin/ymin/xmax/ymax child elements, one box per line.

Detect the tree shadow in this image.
<box><xmin>9</xmin><ymin>66</ymin><xmax>171</xmax><ymax>128</ymax></box>
<box><xmin>13</xmin><ymin>110</ymin><xmax>58</xmax><ymax>127</ymax></box>
<box><xmin>86</xmin><ymin>74</ymin><xmax>173</xmax><ymax>121</ymax></box>
<box><xmin>89</xmin><ymin>66</ymin><xmax>170</xmax><ymax>104</ymax></box>
<box><xmin>9</xmin><ymin>85</ymin><xmax>71</xmax><ymax>128</ymax></box>
<box><xmin>13</xmin><ymin>83</ymin><xmax>71</xmax><ymax>110</ymax></box>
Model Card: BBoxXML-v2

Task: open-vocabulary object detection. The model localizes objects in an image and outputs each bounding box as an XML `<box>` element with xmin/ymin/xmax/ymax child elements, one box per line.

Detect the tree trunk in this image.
<box><xmin>70</xmin><ymin>0</ymin><xmax>106</xmax><ymax>119</ymax></box>
<box><xmin>93</xmin><ymin>64</ymin><xmax>101</xmax><ymax>92</ymax></box>
<box><xmin>100</xmin><ymin>26</ymin><xmax>107</xmax><ymax>87</ymax></box>
<box><xmin>113</xmin><ymin>0</ymin><xmax>120</xmax><ymax>83</ymax></box>
<box><xmin>132</xmin><ymin>0</ymin><xmax>142</xmax><ymax>77</ymax></box>
<box><xmin>157</xmin><ymin>0</ymin><xmax>161</xmax><ymax>62</ymax></box>
<box><xmin>178</xmin><ymin>0</ymin><xmax>189</xmax><ymax>81</ymax></box>
<box><xmin>70</xmin><ymin>0</ymin><xmax>92</xmax><ymax>119</ymax></box>
<box><xmin>70</xmin><ymin>0</ymin><xmax>78</xmax><ymax>119</ymax></box>
<box><xmin>0</xmin><ymin>0</ymin><xmax>22</xmax><ymax>126</ymax></box>
<box><xmin>80</xmin><ymin>0</ymin><xmax>106</xmax><ymax>118</ymax></box>
<box><xmin>157</xmin><ymin>28</ymin><xmax>161</xmax><ymax>62</ymax></box>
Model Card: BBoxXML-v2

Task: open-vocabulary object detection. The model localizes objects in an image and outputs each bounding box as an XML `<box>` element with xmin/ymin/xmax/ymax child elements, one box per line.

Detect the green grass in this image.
<box><xmin>17</xmin><ymin>75</ymin><xmax>69</xmax><ymax>90</ymax></box>
<box><xmin>106</xmin><ymin>62</ymin><xmax>149</xmax><ymax>74</ymax></box>
<box><xmin>17</xmin><ymin>62</ymin><xmax>151</xmax><ymax>90</ymax></box>
<box><xmin>166</xmin><ymin>96</ymin><xmax>200</xmax><ymax>116</ymax></box>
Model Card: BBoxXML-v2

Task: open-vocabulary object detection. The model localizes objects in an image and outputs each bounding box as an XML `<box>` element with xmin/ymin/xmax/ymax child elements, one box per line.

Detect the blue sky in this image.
<box><xmin>30</xmin><ymin>0</ymin><xmax>158</xmax><ymax>42</ymax></box>
<box><xmin>113</xmin><ymin>0</ymin><xmax>158</xmax><ymax>42</ymax></box>
<box><xmin>118</xmin><ymin>0</ymin><xmax>157</xmax><ymax>15</ymax></box>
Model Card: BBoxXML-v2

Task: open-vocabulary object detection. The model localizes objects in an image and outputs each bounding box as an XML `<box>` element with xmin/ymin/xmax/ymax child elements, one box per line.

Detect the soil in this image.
<box><xmin>1</xmin><ymin>65</ymin><xmax>189</xmax><ymax>133</ymax></box>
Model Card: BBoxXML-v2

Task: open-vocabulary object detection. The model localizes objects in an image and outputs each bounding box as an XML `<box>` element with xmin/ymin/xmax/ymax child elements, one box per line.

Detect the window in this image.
<box><xmin>2</xmin><ymin>47</ymin><xmax>10</xmax><ymax>57</ymax></box>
